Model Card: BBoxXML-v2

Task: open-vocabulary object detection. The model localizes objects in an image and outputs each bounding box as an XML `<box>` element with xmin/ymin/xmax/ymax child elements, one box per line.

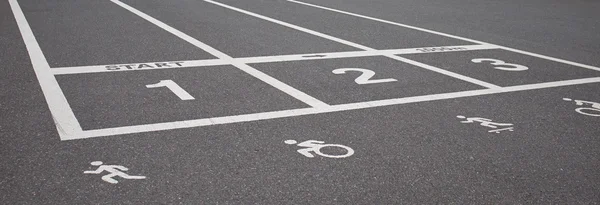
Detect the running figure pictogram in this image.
<box><xmin>284</xmin><ymin>140</ymin><xmax>354</xmax><ymax>158</ymax></box>
<box><xmin>83</xmin><ymin>161</ymin><xmax>146</xmax><ymax>184</ymax></box>
<box><xmin>457</xmin><ymin>115</ymin><xmax>514</xmax><ymax>133</ymax></box>
<box><xmin>563</xmin><ymin>98</ymin><xmax>600</xmax><ymax>117</ymax></box>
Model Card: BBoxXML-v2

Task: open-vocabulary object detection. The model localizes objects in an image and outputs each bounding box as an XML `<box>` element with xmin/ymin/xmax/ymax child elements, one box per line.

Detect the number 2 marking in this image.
<box><xmin>146</xmin><ymin>80</ymin><xmax>195</xmax><ymax>100</ymax></box>
<box><xmin>471</xmin><ymin>58</ymin><xmax>529</xmax><ymax>71</ymax></box>
<box><xmin>332</xmin><ymin>68</ymin><xmax>397</xmax><ymax>85</ymax></box>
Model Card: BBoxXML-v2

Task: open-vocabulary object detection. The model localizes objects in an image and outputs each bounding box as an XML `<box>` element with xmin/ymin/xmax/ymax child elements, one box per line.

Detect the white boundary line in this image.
<box><xmin>68</xmin><ymin>77</ymin><xmax>600</xmax><ymax>140</ymax></box>
<box><xmin>51</xmin><ymin>44</ymin><xmax>497</xmax><ymax>75</ymax></box>
<box><xmin>17</xmin><ymin>0</ymin><xmax>600</xmax><ymax>140</ymax></box>
<box><xmin>287</xmin><ymin>0</ymin><xmax>600</xmax><ymax>72</ymax></box>
<box><xmin>110</xmin><ymin>0</ymin><xmax>329</xmax><ymax>109</ymax></box>
<box><xmin>204</xmin><ymin>0</ymin><xmax>501</xmax><ymax>89</ymax></box>
<box><xmin>9</xmin><ymin>0</ymin><xmax>83</xmax><ymax>138</ymax></box>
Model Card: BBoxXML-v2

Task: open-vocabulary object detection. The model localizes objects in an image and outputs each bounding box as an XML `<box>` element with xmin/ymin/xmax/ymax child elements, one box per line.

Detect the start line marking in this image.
<box><xmin>50</xmin><ymin>44</ymin><xmax>495</xmax><ymax>75</ymax></box>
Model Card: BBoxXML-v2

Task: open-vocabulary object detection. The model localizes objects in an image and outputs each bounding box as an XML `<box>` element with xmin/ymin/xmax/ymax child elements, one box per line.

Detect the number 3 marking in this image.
<box><xmin>471</xmin><ymin>58</ymin><xmax>529</xmax><ymax>71</ymax></box>
<box><xmin>332</xmin><ymin>68</ymin><xmax>397</xmax><ymax>85</ymax></box>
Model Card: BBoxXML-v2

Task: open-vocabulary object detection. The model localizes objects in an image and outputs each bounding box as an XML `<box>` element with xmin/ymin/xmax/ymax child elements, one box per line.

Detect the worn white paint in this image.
<box><xmin>9</xmin><ymin>0</ymin><xmax>83</xmax><ymax>138</ymax></box>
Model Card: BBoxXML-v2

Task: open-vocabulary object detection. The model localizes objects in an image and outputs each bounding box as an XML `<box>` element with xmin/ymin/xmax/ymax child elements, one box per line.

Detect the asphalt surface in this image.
<box><xmin>2</xmin><ymin>0</ymin><xmax>600</xmax><ymax>204</ymax></box>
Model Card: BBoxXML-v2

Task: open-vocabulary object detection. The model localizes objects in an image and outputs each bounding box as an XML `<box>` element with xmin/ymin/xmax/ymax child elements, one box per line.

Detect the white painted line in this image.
<box><xmin>67</xmin><ymin>77</ymin><xmax>600</xmax><ymax>140</ymax></box>
<box><xmin>287</xmin><ymin>0</ymin><xmax>600</xmax><ymax>72</ymax></box>
<box><xmin>287</xmin><ymin>0</ymin><xmax>490</xmax><ymax>45</ymax></box>
<box><xmin>111</xmin><ymin>0</ymin><xmax>329</xmax><ymax>108</ymax></box>
<box><xmin>207</xmin><ymin>0</ymin><xmax>373</xmax><ymax>50</ymax></box>
<box><xmin>232</xmin><ymin>61</ymin><xmax>330</xmax><ymax>108</ymax></box>
<box><xmin>52</xmin><ymin>44</ymin><xmax>498</xmax><ymax>75</ymax></box>
<box><xmin>204</xmin><ymin>0</ymin><xmax>500</xmax><ymax>89</ymax></box>
<box><xmin>52</xmin><ymin>59</ymin><xmax>227</xmax><ymax>75</ymax></box>
<box><xmin>111</xmin><ymin>0</ymin><xmax>228</xmax><ymax>59</ymax></box>
<box><xmin>9</xmin><ymin>0</ymin><xmax>83</xmax><ymax>139</ymax></box>
<box><xmin>384</xmin><ymin>55</ymin><xmax>502</xmax><ymax>89</ymax></box>
<box><xmin>498</xmin><ymin>47</ymin><xmax>600</xmax><ymax>72</ymax></box>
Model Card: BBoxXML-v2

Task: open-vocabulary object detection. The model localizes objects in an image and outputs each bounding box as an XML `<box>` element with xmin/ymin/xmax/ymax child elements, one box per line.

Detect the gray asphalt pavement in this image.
<box><xmin>2</xmin><ymin>0</ymin><xmax>600</xmax><ymax>204</ymax></box>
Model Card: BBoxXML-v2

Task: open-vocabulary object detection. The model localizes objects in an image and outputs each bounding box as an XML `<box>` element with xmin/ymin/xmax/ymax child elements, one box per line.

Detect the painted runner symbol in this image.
<box><xmin>457</xmin><ymin>115</ymin><xmax>514</xmax><ymax>133</ymax></box>
<box><xmin>285</xmin><ymin>140</ymin><xmax>354</xmax><ymax>158</ymax></box>
<box><xmin>83</xmin><ymin>161</ymin><xmax>146</xmax><ymax>184</ymax></box>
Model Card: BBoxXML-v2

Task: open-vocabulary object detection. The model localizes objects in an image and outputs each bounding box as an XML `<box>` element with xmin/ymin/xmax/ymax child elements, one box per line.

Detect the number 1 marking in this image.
<box><xmin>146</xmin><ymin>80</ymin><xmax>195</xmax><ymax>100</ymax></box>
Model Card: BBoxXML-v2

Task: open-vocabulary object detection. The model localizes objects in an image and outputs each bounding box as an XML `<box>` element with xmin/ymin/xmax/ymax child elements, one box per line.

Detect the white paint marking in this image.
<box><xmin>287</xmin><ymin>0</ymin><xmax>600</xmax><ymax>72</ymax></box>
<box><xmin>385</xmin><ymin>55</ymin><xmax>502</xmax><ymax>88</ymax></box>
<box><xmin>332</xmin><ymin>68</ymin><xmax>397</xmax><ymax>85</ymax></box>
<box><xmin>110</xmin><ymin>0</ymin><xmax>228</xmax><ymax>59</ymax></box>
<box><xmin>204</xmin><ymin>0</ymin><xmax>500</xmax><ymax>89</ymax></box>
<box><xmin>9</xmin><ymin>0</ymin><xmax>83</xmax><ymax>139</ymax></box>
<box><xmin>499</xmin><ymin>47</ymin><xmax>600</xmax><ymax>72</ymax></box>
<box><xmin>111</xmin><ymin>0</ymin><xmax>329</xmax><ymax>108</ymax></box>
<box><xmin>52</xmin><ymin>44</ymin><xmax>497</xmax><ymax>75</ymax></box>
<box><xmin>488</xmin><ymin>127</ymin><xmax>514</xmax><ymax>133</ymax></box>
<box><xmin>562</xmin><ymin>98</ymin><xmax>600</xmax><ymax>117</ymax></box>
<box><xmin>64</xmin><ymin>77</ymin><xmax>600</xmax><ymax>140</ymax></box>
<box><xmin>285</xmin><ymin>140</ymin><xmax>354</xmax><ymax>158</ymax></box>
<box><xmin>205</xmin><ymin>0</ymin><xmax>372</xmax><ymax>50</ymax></box>
<box><xmin>146</xmin><ymin>80</ymin><xmax>195</xmax><ymax>100</ymax></box>
<box><xmin>471</xmin><ymin>58</ymin><xmax>529</xmax><ymax>71</ymax></box>
<box><xmin>457</xmin><ymin>115</ymin><xmax>514</xmax><ymax>133</ymax></box>
<box><xmin>84</xmin><ymin>161</ymin><xmax>146</xmax><ymax>184</ymax></box>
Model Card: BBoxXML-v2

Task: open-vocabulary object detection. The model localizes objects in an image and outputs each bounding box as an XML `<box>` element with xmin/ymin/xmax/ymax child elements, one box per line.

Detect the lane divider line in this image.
<box><xmin>110</xmin><ymin>0</ymin><xmax>329</xmax><ymax>108</ymax></box>
<box><xmin>67</xmin><ymin>77</ymin><xmax>600</xmax><ymax>140</ymax></box>
<box><xmin>9</xmin><ymin>0</ymin><xmax>83</xmax><ymax>139</ymax></box>
<box><xmin>204</xmin><ymin>0</ymin><xmax>501</xmax><ymax>89</ymax></box>
<box><xmin>287</xmin><ymin>0</ymin><xmax>600</xmax><ymax>72</ymax></box>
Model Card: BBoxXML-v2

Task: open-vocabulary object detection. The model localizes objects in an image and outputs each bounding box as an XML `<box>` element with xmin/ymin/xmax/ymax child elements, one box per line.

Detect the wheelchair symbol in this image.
<box><xmin>284</xmin><ymin>140</ymin><xmax>354</xmax><ymax>158</ymax></box>
<box><xmin>563</xmin><ymin>98</ymin><xmax>600</xmax><ymax>117</ymax></box>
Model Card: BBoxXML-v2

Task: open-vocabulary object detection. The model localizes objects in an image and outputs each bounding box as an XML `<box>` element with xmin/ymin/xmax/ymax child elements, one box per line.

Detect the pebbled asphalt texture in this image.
<box><xmin>1</xmin><ymin>0</ymin><xmax>600</xmax><ymax>204</ymax></box>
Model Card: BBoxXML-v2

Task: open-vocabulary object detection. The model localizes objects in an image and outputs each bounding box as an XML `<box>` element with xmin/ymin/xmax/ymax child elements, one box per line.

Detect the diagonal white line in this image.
<box><xmin>287</xmin><ymin>0</ymin><xmax>600</xmax><ymax>72</ymax></box>
<box><xmin>204</xmin><ymin>0</ymin><xmax>501</xmax><ymax>89</ymax></box>
<box><xmin>111</xmin><ymin>0</ymin><xmax>329</xmax><ymax>108</ymax></box>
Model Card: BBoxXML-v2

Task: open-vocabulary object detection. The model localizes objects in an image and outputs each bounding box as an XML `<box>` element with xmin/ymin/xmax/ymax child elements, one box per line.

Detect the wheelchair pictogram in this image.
<box><xmin>563</xmin><ymin>98</ymin><xmax>600</xmax><ymax>117</ymax></box>
<box><xmin>284</xmin><ymin>140</ymin><xmax>354</xmax><ymax>158</ymax></box>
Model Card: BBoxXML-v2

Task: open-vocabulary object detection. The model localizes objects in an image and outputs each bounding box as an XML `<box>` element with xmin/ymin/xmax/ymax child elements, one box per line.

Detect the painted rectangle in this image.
<box><xmin>51</xmin><ymin>45</ymin><xmax>498</xmax><ymax>75</ymax></box>
<box><xmin>55</xmin><ymin>65</ymin><xmax>309</xmax><ymax>130</ymax></box>
<box><xmin>401</xmin><ymin>49</ymin><xmax>600</xmax><ymax>86</ymax></box>
<box><xmin>249</xmin><ymin>56</ymin><xmax>484</xmax><ymax>105</ymax></box>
